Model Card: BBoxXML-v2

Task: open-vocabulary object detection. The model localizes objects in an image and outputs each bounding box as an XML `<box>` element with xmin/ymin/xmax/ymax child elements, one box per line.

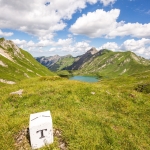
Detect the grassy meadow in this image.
<box><xmin>0</xmin><ymin>71</ymin><xmax>150</xmax><ymax>150</ymax></box>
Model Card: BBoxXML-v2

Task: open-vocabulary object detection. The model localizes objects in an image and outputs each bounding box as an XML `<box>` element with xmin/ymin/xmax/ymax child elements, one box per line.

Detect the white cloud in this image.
<box><xmin>70</xmin><ymin>9</ymin><xmax>120</xmax><ymax>38</ymax></box>
<box><xmin>36</xmin><ymin>38</ymin><xmax>73</xmax><ymax>48</ymax></box>
<box><xmin>49</xmin><ymin>47</ymin><xmax>57</xmax><ymax>52</ymax></box>
<box><xmin>12</xmin><ymin>39</ymin><xmax>27</xmax><ymax>45</ymax></box>
<box><xmin>98</xmin><ymin>38</ymin><xmax>150</xmax><ymax>58</ymax></box>
<box><xmin>0</xmin><ymin>29</ymin><xmax>13</xmax><ymax>37</ymax></box>
<box><xmin>120</xmin><ymin>38</ymin><xmax>150</xmax><ymax>57</ymax></box>
<box><xmin>56</xmin><ymin>38</ymin><xmax>72</xmax><ymax>46</ymax></box>
<box><xmin>0</xmin><ymin>0</ymin><xmax>117</xmax><ymax>39</ymax></box>
<box><xmin>108</xmin><ymin>23</ymin><xmax>150</xmax><ymax>38</ymax></box>
<box><xmin>37</xmin><ymin>39</ymin><xmax>53</xmax><ymax>47</ymax></box>
<box><xmin>12</xmin><ymin>38</ymin><xmax>73</xmax><ymax>53</ymax></box>
<box><xmin>27</xmin><ymin>41</ymin><xmax>36</xmax><ymax>47</ymax></box>
<box><xmin>121</xmin><ymin>38</ymin><xmax>150</xmax><ymax>50</ymax></box>
<box><xmin>98</xmin><ymin>38</ymin><xmax>150</xmax><ymax>59</ymax></box>
<box><xmin>12</xmin><ymin>39</ymin><xmax>27</xmax><ymax>49</ymax></box>
<box><xmin>12</xmin><ymin>39</ymin><xmax>39</xmax><ymax>49</ymax></box>
<box><xmin>86</xmin><ymin>0</ymin><xmax>98</xmax><ymax>4</ymax></box>
<box><xmin>99</xmin><ymin>42</ymin><xmax>119</xmax><ymax>51</ymax></box>
<box><xmin>70</xmin><ymin>9</ymin><xmax>150</xmax><ymax>39</ymax></box>
<box><xmin>49</xmin><ymin>41</ymin><xmax>91</xmax><ymax>54</ymax></box>
<box><xmin>75</xmin><ymin>41</ymin><xmax>90</xmax><ymax>49</ymax></box>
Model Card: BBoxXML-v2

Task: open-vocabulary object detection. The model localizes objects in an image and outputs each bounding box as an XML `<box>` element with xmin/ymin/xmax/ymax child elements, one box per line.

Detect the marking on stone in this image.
<box><xmin>36</xmin><ymin>129</ymin><xmax>47</xmax><ymax>139</ymax></box>
<box><xmin>31</xmin><ymin>117</ymin><xmax>38</xmax><ymax>121</ymax></box>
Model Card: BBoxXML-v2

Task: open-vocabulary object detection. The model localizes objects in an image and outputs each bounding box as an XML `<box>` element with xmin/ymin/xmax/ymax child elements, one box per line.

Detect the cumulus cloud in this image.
<box><xmin>12</xmin><ymin>39</ymin><xmax>27</xmax><ymax>45</ymax></box>
<box><xmin>12</xmin><ymin>39</ymin><xmax>37</xmax><ymax>49</ymax></box>
<box><xmin>0</xmin><ymin>0</ymin><xmax>67</xmax><ymax>37</ymax></box>
<box><xmin>12</xmin><ymin>38</ymin><xmax>73</xmax><ymax>51</ymax></box>
<box><xmin>70</xmin><ymin>9</ymin><xmax>150</xmax><ymax>39</ymax></box>
<box><xmin>99</xmin><ymin>38</ymin><xmax>150</xmax><ymax>58</ymax></box>
<box><xmin>0</xmin><ymin>0</ymin><xmax>116</xmax><ymax>39</ymax></box>
<box><xmin>74</xmin><ymin>41</ymin><xmax>90</xmax><ymax>53</ymax></box>
<box><xmin>120</xmin><ymin>38</ymin><xmax>150</xmax><ymax>57</ymax></box>
<box><xmin>49</xmin><ymin>47</ymin><xmax>57</xmax><ymax>52</ymax></box>
<box><xmin>70</xmin><ymin>9</ymin><xmax>120</xmax><ymax>38</ymax></box>
<box><xmin>51</xmin><ymin>41</ymin><xmax>91</xmax><ymax>56</ymax></box>
<box><xmin>99</xmin><ymin>42</ymin><xmax>120</xmax><ymax>51</ymax></box>
<box><xmin>0</xmin><ymin>29</ymin><xmax>13</xmax><ymax>37</ymax></box>
<box><xmin>56</xmin><ymin>38</ymin><xmax>72</xmax><ymax>46</ymax></box>
<box><xmin>108</xmin><ymin>23</ymin><xmax>150</xmax><ymax>38</ymax></box>
<box><xmin>48</xmin><ymin>41</ymin><xmax>90</xmax><ymax>53</ymax></box>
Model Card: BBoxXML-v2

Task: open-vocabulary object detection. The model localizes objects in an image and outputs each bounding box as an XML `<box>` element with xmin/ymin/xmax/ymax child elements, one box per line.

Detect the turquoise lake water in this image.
<box><xmin>69</xmin><ymin>76</ymin><xmax>99</xmax><ymax>83</ymax></box>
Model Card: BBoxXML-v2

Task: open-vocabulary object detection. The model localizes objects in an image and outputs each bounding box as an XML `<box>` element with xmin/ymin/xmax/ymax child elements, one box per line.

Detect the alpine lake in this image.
<box><xmin>69</xmin><ymin>76</ymin><xmax>99</xmax><ymax>83</ymax></box>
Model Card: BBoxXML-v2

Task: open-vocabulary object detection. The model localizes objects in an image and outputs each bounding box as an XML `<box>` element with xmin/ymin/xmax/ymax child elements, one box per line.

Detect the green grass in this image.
<box><xmin>0</xmin><ymin>48</ymin><xmax>55</xmax><ymax>82</ymax></box>
<box><xmin>0</xmin><ymin>71</ymin><xmax>150</xmax><ymax>149</ymax></box>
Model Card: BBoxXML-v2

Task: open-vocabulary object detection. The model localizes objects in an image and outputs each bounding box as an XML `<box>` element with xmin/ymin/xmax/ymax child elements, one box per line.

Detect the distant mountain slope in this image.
<box><xmin>73</xmin><ymin>49</ymin><xmax>150</xmax><ymax>78</ymax></box>
<box><xmin>36</xmin><ymin>54</ymin><xmax>80</xmax><ymax>71</ymax></box>
<box><xmin>36</xmin><ymin>47</ymin><xmax>98</xmax><ymax>72</ymax></box>
<box><xmin>0</xmin><ymin>38</ymin><xmax>55</xmax><ymax>85</ymax></box>
<box><xmin>36</xmin><ymin>55</ymin><xmax>61</xmax><ymax>68</ymax></box>
<box><xmin>35</xmin><ymin>47</ymin><xmax>150</xmax><ymax>78</ymax></box>
<box><xmin>48</xmin><ymin>55</ymin><xmax>76</xmax><ymax>71</ymax></box>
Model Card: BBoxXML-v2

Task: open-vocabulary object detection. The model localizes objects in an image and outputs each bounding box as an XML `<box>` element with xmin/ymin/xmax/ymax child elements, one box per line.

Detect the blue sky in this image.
<box><xmin>0</xmin><ymin>0</ymin><xmax>150</xmax><ymax>58</ymax></box>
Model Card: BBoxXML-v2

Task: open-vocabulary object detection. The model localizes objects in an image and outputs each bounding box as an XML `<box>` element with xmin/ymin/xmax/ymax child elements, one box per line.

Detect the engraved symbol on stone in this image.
<box><xmin>36</xmin><ymin>129</ymin><xmax>47</xmax><ymax>139</ymax></box>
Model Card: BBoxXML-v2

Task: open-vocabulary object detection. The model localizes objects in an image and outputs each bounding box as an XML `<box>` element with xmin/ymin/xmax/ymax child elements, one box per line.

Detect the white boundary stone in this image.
<box><xmin>29</xmin><ymin>110</ymin><xmax>53</xmax><ymax>149</ymax></box>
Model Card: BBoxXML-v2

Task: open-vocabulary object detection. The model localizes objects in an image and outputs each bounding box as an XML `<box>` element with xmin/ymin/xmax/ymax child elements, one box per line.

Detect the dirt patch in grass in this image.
<box><xmin>14</xmin><ymin>127</ymin><xmax>30</xmax><ymax>150</ymax></box>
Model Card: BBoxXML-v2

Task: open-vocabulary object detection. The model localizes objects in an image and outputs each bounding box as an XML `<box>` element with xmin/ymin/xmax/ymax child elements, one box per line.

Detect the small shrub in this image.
<box><xmin>135</xmin><ymin>83</ymin><xmax>150</xmax><ymax>94</ymax></box>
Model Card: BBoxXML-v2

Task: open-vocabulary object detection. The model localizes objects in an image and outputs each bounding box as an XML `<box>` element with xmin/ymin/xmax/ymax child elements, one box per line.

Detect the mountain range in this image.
<box><xmin>36</xmin><ymin>47</ymin><xmax>150</xmax><ymax>78</ymax></box>
<box><xmin>1</xmin><ymin>37</ymin><xmax>150</xmax><ymax>83</ymax></box>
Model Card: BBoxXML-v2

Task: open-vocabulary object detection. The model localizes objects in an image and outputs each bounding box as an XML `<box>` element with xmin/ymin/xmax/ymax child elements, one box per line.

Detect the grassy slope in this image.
<box><xmin>74</xmin><ymin>50</ymin><xmax>150</xmax><ymax>78</ymax></box>
<box><xmin>0</xmin><ymin>48</ymin><xmax>55</xmax><ymax>85</ymax></box>
<box><xmin>0</xmin><ymin>71</ymin><xmax>150</xmax><ymax>150</ymax></box>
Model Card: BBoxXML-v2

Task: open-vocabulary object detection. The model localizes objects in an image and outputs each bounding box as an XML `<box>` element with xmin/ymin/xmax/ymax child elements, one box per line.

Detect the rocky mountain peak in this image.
<box><xmin>52</xmin><ymin>55</ymin><xmax>61</xmax><ymax>59</ymax></box>
<box><xmin>87</xmin><ymin>47</ymin><xmax>98</xmax><ymax>55</ymax></box>
<box><xmin>0</xmin><ymin>38</ymin><xmax>23</xmax><ymax>61</ymax></box>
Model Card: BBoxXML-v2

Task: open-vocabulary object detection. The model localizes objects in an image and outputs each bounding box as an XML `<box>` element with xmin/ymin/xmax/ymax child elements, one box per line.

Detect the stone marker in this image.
<box><xmin>29</xmin><ymin>110</ymin><xmax>53</xmax><ymax>149</ymax></box>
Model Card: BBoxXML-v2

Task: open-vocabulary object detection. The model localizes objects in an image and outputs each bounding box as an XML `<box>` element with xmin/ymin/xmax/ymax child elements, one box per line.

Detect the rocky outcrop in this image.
<box><xmin>0</xmin><ymin>38</ymin><xmax>23</xmax><ymax>61</ymax></box>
